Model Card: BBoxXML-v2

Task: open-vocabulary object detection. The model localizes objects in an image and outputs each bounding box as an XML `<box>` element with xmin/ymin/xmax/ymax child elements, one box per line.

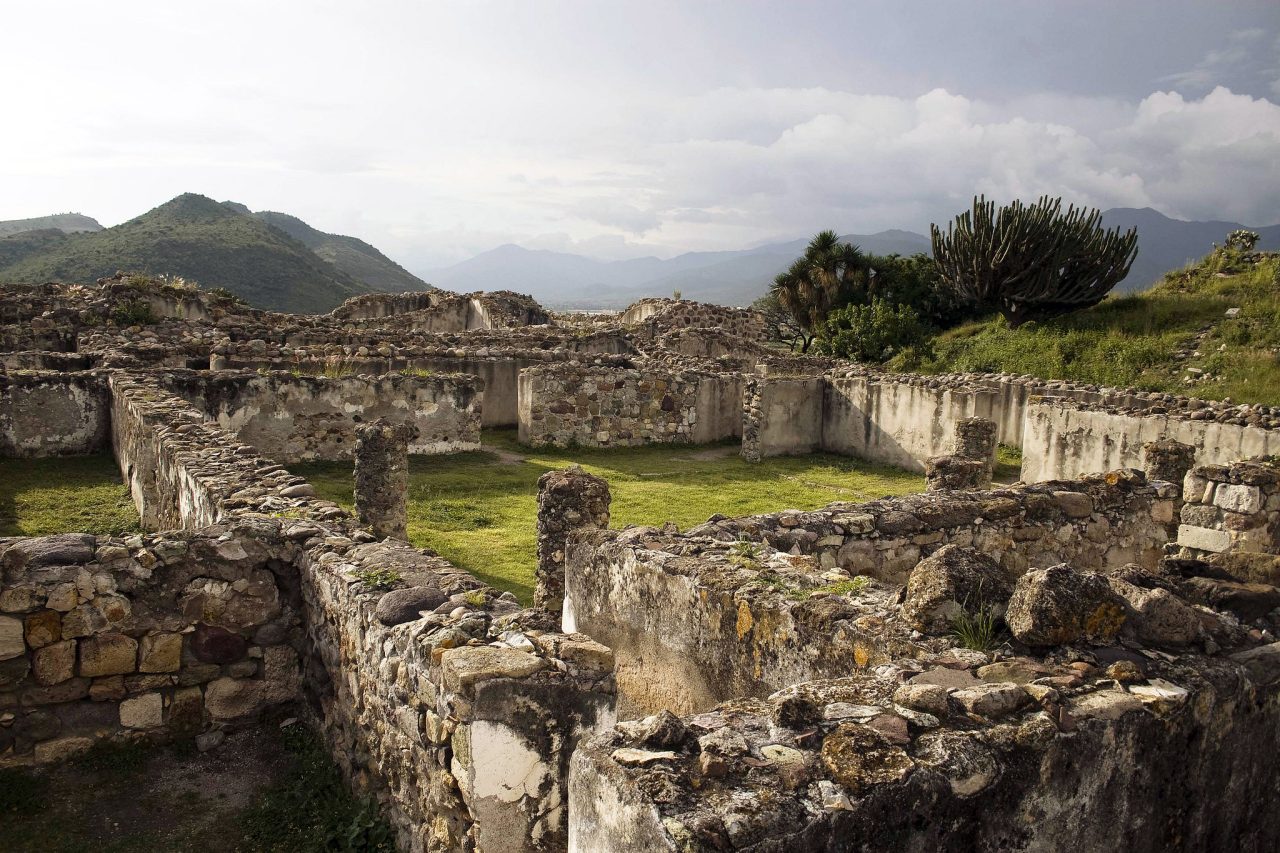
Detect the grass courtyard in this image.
<box><xmin>294</xmin><ymin>429</ymin><xmax>925</xmax><ymax>602</ymax></box>
<box><xmin>0</xmin><ymin>433</ymin><xmax>925</xmax><ymax>604</ymax></box>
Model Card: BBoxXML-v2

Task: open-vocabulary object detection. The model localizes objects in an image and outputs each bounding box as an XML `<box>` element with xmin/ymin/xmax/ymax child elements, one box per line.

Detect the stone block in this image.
<box><xmin>120</xmin><ymin>692</ymin><xmax>164</xmax><ymax>729</ymax></box>
<box><xmin>0</xmin><ymin>615</ymin><xmax>25</xmax><ymax>660</ymax></box>
<box><xmin>79</xmin><ymin>633</ymin><xmax>138</xmax><ymax>677</ymax></box>
<box><xmin>32</xmin><ymin>639</ymin><xmax>76</xmax><ymax>686</ymax></box>
<box><xmin>205</xmin><ymin>676</ymin><xmax>265</xmax><ymax>719</ymax></box>
<box><xmin>1214</xmin><ymin>483</ymin><xmax>1263</xmax><ymax>515</ymax></box>
<box><xmin>138</xmin><ymin>633</ymin><xmax>183</xmax><ymax>673</ymax></box>
<box><xmin>168</xmin><ymin>685</ymin><xmax>205</xmax><ymax>734</ymax></box>
<box><xmin>441</xmin><ymin>646</ymin><xmax>548</xmax><ymax>694</ymax></box>
<box><xmin>1178</xmin><ymin>524</ymin><xmax>1232</xmax><ymax>554</ymax></box>
<box><xmin>90</xmin><ymin>675</ymin><xmax>126</xmax><ymax>702</ymax></box>
<box><xmin>24</xmin><ymin>610</ymin><xmax>62</xmax><ymax>649</ymax></box>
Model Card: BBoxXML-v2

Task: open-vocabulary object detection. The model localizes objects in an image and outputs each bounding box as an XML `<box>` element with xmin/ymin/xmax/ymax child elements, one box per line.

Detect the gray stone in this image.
<box><xmin>375</xmin><ymin>587</ymin><xmax>447</xmax><ymax>626</ymax></box>
<box><xmin>901</xmin><ymin>544</ymin><xmax>1012</xmax><ymax>633</ymax></box>
<box><xmin>0</xmin><ymin>615</ymin><xmax>24</xmax><ymax>660</ymax></box>
<box><xmin>952</xmin><ymin>682</ymin><xmax>1031</xmax><ymax>718</ymax></box>
<box><xmin>1006</xmin><ymin>565</ymin><xmax>1126</xmax><ymax>647</ymax></box>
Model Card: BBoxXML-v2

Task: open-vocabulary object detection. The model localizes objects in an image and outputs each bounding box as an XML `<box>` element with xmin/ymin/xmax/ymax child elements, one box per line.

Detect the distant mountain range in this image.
<box><xmin>2</xmin><ymin>197</ymin><xmax>1276</xmax><ymax>313</ymax></box>
<box><xmin>427</xmin><ymin>210</ymin><xmax>1280</xmax><ymax>309</ymax></box>
<box><xmin>0</xmin><ymin>195</ymin><xmax>428</xmax><ymax>313</ymax></box>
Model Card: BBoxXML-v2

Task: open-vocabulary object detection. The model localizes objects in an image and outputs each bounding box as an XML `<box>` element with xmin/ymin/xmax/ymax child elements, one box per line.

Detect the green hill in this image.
<box><xmin>0</xmin><ymin>194</ymin><xmax>376</xmax><ymax>313</ymax></box>
<box><xmin>0</xmin><ymin>213</ymin><xmax>102</xmax><ymax>238</ymax></box>
<box><xmin>253</xmin><ymin>210</ymin><xmax>428</xmax><ymax>292</ymax></box>
<box><xmin>894</xmin><ymin>250</ymin><xmax>1280</xmax><ymax>405</ymax></box>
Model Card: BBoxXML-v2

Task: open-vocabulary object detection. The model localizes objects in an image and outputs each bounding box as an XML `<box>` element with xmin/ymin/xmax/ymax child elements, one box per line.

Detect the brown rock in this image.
<box><xmin>78</xmin><ymin>633</ymin><xmax>138</xmax><ymax>677</ymax></box>
<box><xmin>32</xmin><ymin>639</ymin><xmax>76</xmax><ymax>686</ymax></box>
<box><xmin>190</xmin><ymin>623</ymin><xmax>248</xmax><ymax>664</ymax></box>
<box><xmin>820</xmin><ymin>723</ymin><xmax>915</xmax><ymax>793</ymax></box>
<box><xmin>1006</xmin><ymin>565</ymin><xmax>1126</xmax><ymax>647</ymax></box>
<box><xmin>138</xmin><ymin>633</ymin><xmax>183</xmax><ymax>673</ymax></box>
<box><xmin>24</xmin><ymin>610</ymin><xmax>62</xmax><ymax>649</ymax></box>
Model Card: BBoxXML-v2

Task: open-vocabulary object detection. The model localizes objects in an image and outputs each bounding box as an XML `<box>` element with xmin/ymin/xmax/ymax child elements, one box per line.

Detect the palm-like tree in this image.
<box><xmin>770</xmin><ymin>230</ymin><xmax>868</xmax><ymax>352</ymax></box>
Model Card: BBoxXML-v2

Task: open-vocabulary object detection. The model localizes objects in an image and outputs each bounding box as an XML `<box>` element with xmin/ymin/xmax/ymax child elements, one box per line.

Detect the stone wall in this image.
<box><xmin>0</xmin><ymin>525</ymin><xmax>304</xmax><ymax>766</ymax></box>
<box><xmin>109</xmin><ymin>373</ymin><xmax>344</xmax><ymax>530</ymax></box>
<box><xmin>620</xmin><ymin>298</ymin><xmax>767</xmax><ymax>342</ymax></box>
<box><xmin>0</xmin><ymin>371</ymin><xmax>110</xmax><ymax>458</ymax></box>
<box><xmin>518</xmin><ymin>364</ymin><xmax>737</xmax><ymax>448</ymax></box>
<box><xmin>741</xmin><ymin>376</ymin><xmax>824</xmax><ymax>461</ymax></box>
<box><xmin>1177</xmin><ymin>458</ymin><xmax>1280</xmax><ymax>563</ymax></box>
<box><xmin>1020</xmin><ymin>398</ymin><xmax>1280</xmax><ymax>481</ymax></box>
<box><xmin>569</xmin><ymin>648</ymin><xmax>1280</xmax><ymax>852</ymax></box>
<box><xmin>296</xmin><ymin>533</ymin><xmax>616</xmax><ymax>853</ymax></box>
<box><xmin>156</xmin><ymin>369</ymin><xmax>482</xmax><ymax>463</ymax></box>
<box><xmin>567</xmin><ymin>471</ymin><xmax>1175</xmax><ymax>716</ymax></box>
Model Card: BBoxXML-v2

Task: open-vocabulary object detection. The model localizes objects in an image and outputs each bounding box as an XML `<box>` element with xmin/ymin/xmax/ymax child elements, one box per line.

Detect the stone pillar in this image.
<box><xmin>954</xmin><ymin>416</ymin><xmax>997</xmax><ymax>465</ymax></box>
<box><xmin>1142</xmin><ymin>440</ymin><xmax>1197</xmax><ymax>499</ymax></box>
<box><xmin>925</xmin><ymin>455</ymin><xmax>988</xmax><ymax>491</ymax></box>
<box><xmin>740</xmin><ymin>377</ymin><xmax>763</xmax><ymax>463</ymax></box>
<box><xmin>536</xmin><ymin>465</ymin><xmax>611</xmax><ymax>614</ymax></box>
<box><xmin>354</xmin><ymin>419</ymin><xmax>419</xmax><ymax>540</ymax></box>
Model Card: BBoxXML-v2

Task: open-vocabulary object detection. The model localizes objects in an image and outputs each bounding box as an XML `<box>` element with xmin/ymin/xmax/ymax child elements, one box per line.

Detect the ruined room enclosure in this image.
<box><xmin>2</xmin><ymin>277</ymin><xmax>1280</xmax><ymax>852</ymax></box>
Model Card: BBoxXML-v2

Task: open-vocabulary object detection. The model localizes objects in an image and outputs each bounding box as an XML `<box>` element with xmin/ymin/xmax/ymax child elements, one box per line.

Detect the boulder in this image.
<box><xmin>1108</xmin><ymin>577</ymin><xmax>1202</xmax><ymax>648</ymax></box>
<box><xmin>375</xmin><ymin>587</ymin><xmax>447</xmax><ymax>626</ymax></box>
<box><xmin>1180</xmin><ymin>576</ymin><xmax>1280</xmax><ymax>622</ymax></box>
<box><xmin>1005</xmin><ymin>565</ymin><xmax>1126</xmax><ymax>647</ymax></box>
<box><xmin>901</xmin><ymin>545</ymin><xmax>1012</xmax><ymax>633</ymax></box>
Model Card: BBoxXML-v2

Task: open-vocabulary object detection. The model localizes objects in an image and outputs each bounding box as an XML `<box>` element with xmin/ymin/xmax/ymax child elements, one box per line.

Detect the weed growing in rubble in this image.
<box><xmin>352</xmin><ymin>569</ymin><xmax>401</xmax><ymax>590</ymax></box>
<box><xmin>950</xmin><ymin>605</ymin><xmax>1005</xmax><ymax>652</ymax></box>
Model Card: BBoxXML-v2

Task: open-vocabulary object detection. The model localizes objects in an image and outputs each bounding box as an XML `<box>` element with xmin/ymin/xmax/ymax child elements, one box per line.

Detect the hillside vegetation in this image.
<box><xmin>0</xmin><ymin>194</ymin><xmax>376</xmax><ymax>313</ymax></box>
<box><xmin>254</xmin><ymin>210</ymin><xmax>428</xmax><ymax>292</ymax></box>
<box><xmin>0</xmin><ymin>212</ymin><xmax>101</xmax><ymax>237</ymax></box>
<box><xmin>894</xmin><ymin>252</ymin><xmax>1280</xmax><ymax>405</ymax></box>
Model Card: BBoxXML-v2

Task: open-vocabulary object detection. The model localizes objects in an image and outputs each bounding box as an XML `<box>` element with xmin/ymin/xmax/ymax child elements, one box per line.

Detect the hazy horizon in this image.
<box><xmin>4</xmin><ymin>1</ymin><xmax>1279</xmax><ymax>272</ymax></box>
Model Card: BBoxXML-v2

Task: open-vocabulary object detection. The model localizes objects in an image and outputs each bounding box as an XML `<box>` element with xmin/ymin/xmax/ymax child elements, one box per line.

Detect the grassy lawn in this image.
<box><xmin>896</xmin><ymin>255</ymin><xmax>1280</xmax><ymax>405</ymax></box>
<box><xmin>0</xmin><ymin>453</ymin><xmax>142</xmax><ymax>538</ymax></box>
<box><xmin>294</xmin><ymin>429</ymin><xmax>925</xmax><ymax>603</ymax></box>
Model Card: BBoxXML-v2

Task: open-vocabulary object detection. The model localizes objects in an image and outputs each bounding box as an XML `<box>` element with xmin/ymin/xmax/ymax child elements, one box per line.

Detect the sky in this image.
<box><xmin>3</xmin><ymin>0</ymin><xmax>1280</xmax><ymax>271</ymax></box>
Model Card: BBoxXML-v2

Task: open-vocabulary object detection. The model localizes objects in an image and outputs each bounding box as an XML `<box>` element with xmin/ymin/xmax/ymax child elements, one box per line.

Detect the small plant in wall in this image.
<box><xmin>352</xmin><ymin>568</ymin><xmax>401</xmax><ymax>590</ymax></box>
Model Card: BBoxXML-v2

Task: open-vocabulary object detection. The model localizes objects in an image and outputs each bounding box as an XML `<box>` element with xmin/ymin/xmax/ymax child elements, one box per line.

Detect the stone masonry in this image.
<box><xmin>535</xmin><ymin>467</ymin><xmax>612</xmax><ymax>616</ymax></box>
<box><xmin>354</xmin><ymin>419</ymin><xmax>419</xmax><ymax>540</ymax></box>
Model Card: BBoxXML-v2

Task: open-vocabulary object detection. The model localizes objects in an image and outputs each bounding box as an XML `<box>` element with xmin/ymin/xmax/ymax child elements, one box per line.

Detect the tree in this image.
<box><xmin>817</xmin><ymin>298</ymin><xmax>928</xmax><ymax>363</ymax></box>
<box><xmin>930</xmin><ymin>195</ymin><xmax>1138</xmax><ymax>327</ymax></box>
<box><xmin>770</xmin><ymin>230</ymin><xmax>868</xmax><ymax>352</ymax></box>
<box><xmin>750</xmin><ymin>291</ymin><xmax>806</xmax><ymax>350</ymax></box>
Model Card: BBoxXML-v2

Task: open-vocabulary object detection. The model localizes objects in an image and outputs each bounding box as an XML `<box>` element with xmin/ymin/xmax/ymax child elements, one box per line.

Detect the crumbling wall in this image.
<box><xmin>620</xmin><ymin>298</ymin><xmax>766</xmax><ymax>342</ymax></box>
<box><xmin>1178</xmin><ymin>458</ymin><xmax>1280</xmax><ymax>562</ymax></box>
<box><xmin>519</xmin><ymin>364</ymin><xmax>733</xmax><ymax>448</ymax></box>
<box><xmin>741</xmin><ymin>376</ymin><xmax>824</xmax><ymax>460</ymax></box>
<box><xmin>157</xmin><ymin>369</ymin><xmax>482</xmax><ymax>463</ymax></box>
<box><xmin>109</xmin><ymin>373</ymin><xmax>343</xmax><ymax>530</ymax></box>
<box><xmin>569</xmin><ymin>649</ymin><xmax>1280</xmax><ymax>852</ymax></box>
<box><xmin>0</xmin><ymin>371</ymin><xmax>110</xmax><ymax>458</ymax></box>
<box><xmin>1021</xmin><ymin>399</ymin><xmax>1280</xmax><ymax>482</ymax></box>
<box><xmin>568</xmin><ymin>471</ymin><xmax>1174</xmax><ymax>716</ymax></box>
<box><xmin>296</xmin><ymin>534</ymin><xmax>616</xmax><ymax>853</ymax></box>
<box><xmin>0</xmin><ymin>526</ymin><xmax>304</xmax><ymax>766</ymax></box>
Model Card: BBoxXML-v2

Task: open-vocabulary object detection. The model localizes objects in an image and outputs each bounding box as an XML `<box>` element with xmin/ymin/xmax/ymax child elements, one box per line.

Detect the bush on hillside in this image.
<box><xmin>817</xmin><ymin>298</ymin><xmax>929</xmax><ymax>363</ymax></box>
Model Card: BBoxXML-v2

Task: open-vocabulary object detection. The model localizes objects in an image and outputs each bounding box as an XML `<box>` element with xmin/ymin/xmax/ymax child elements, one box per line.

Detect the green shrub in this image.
<box><xmin>818</xmin><ymin>298</ymin><xmax>928</xmax><ymax>363</ymax></box>
<box><xmin>111</xmin><ymin>299</ymin><xmax>156</xmax><ymax>326</ymax></box>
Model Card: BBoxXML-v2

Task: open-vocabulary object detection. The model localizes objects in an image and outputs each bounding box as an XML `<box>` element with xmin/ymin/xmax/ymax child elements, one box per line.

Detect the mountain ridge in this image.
<box><xmin>425</xmin><ymin>210</ymin><xmax>1280</xmax><ymax>309</ymax></box>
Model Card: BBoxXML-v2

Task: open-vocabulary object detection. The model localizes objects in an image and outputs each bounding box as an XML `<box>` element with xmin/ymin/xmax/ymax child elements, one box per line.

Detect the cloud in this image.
<box><xmin>1161</xmin><ymin>26</ymin><xmax>1278</xmax><ymax>92</ymax></box>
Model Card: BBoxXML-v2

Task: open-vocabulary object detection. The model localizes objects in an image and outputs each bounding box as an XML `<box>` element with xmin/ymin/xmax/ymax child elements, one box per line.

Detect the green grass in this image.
<box><xmin>0</xmin><ymin>452</ymin><xmax>142</xmax><ymax>537</ymax></box>
<box><xmin>994</xmin><ymin>444</ymin><xmax>1022</xmax><ymax>483</ymax></box>
<box><xmin>895</xmin><ymin>255</ymin><xmax>1280</xmax><ymax>405</ymax></box>
<box><xmin>294</xmin><ymin>429</ymin><xmax>924</xmax><ymax>603</ymax></box>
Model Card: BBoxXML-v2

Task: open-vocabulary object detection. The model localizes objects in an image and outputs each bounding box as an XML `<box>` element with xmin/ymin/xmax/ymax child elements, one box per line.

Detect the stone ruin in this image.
<box><xmin>1</xmin><ymin>272</ymin><xmax>1280</xmax><ymax>851</ymax></box>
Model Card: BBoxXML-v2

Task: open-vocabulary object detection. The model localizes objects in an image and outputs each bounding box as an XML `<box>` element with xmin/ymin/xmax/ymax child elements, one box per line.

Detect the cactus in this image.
<box><xmin>930</xmin><ymin>196</ymin><xmax>1138</xmax><ymax>327</ymax></box>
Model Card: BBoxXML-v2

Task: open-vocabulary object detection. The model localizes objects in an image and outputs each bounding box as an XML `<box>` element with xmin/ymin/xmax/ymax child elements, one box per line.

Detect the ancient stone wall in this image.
<box><xmin>1021</xmin><ymin>398</ymin><xmax>1280</xmax><ymax>481</ymax></box>
<box><xmin>1177</xmin><ymin>458</ymin><xmax>1280</xmax><ymax>563</ymax></box>
<box><xmin>295</xmin><ymin>533</ymin><xmax>616</xmax><ymax>853</ymax></box>
<box><xmin>0</xmin><ymin>371</ymin><xmax>110</xmax><ymax>457</ymax></box>
<box><xmin>0</xmin><ymin>525</ymin><xmax>304</xmax><ymax>766</ymax></box>
<box><xmin>155</xmin><ymin>369</ymin><xmax>482</xmax><ymax>463</ymax></box>
<box><xmin>619</xmin><ymin>298</ymin><xmax>767</xmax><ymax>342</ymax></box>
<box><xmin>109</xmin><ymin>373</ymin><xmax>344</xmax><ymax>530</ymax></box>
<box><xmin>567</xmin><ymin>471</ymin><xmax>1174</xmax><ymax>716</ymax></box>
<box><xmin>569</xmin><ymin>647</ymin><xmax>1280</xmax><ymax>852</ymax></box>
<box><xmin>518</xmin><ymin>364</ymin><xmax>735</xmax><ymax>448</ymax></box>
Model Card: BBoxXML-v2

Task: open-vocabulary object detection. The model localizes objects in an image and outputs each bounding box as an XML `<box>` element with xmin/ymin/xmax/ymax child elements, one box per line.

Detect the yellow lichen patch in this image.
<box><xmin>736</xmin><ymin>600</ymin><xmax>754</xmax><ymax>639</ymax></box>
<box><xmin>853</xmin><ymin>641</ymin><xmax>872</xmax><ymax>668</ymax></box>
<box><xmin>1084</xmin><ymin>602</ymin><xmax>1126</xmax><ymax>643</ymax></box>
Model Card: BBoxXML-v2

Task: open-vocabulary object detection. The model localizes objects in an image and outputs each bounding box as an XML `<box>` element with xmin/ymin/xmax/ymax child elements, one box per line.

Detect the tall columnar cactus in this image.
<box><xmin>930</xmin><ymin>196</ymin><xmax>1138</xmax><ymax>327</ymax></box>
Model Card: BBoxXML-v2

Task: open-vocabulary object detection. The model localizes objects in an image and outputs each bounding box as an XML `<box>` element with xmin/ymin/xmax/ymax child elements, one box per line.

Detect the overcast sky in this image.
<box><xmin>3</xmin><ymin>1</ymin><xmax>1279</xmax><ymax>270</ymax></box>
